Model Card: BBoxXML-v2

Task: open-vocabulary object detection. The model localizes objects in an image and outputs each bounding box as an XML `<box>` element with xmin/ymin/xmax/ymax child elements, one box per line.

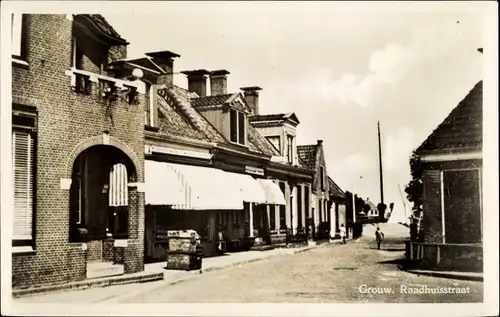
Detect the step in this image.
<box><xmin>86</xmin><ymin>261</ymin><xmax>124</xmax><ymax>279</ymax></box>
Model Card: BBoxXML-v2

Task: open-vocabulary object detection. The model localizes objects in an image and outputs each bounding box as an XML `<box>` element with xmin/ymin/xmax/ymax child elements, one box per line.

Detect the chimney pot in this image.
<box><xmin>317</xmin><ymin>140</ymin><xmax>323</xmax><ymax>145</ymax></box>
<box><xmin>181</xmin><ymin>69</ymin><xmax>210</xmax><ymax>97</ymax></box>
<box><xmin>144</xmin><ymin>50</ymin><xmax>180</xmax><ymax>87</ymax></box>
<box><xmin>241</xmin><ymin>86</ymin><xmax>263</xmax><ymax>115</ymax></box>
<box><xmin>210</xmin><ymin>70</ymin><xmax>230</xmax><ymax>96</ymax></box>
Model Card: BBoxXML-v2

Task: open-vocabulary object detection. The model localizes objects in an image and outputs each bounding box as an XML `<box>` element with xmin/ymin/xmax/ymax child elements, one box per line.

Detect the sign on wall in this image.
<box><xmin>245</xmin><ymin>166</ymin><xmax>264</xmax><ymax>176</ymax></box>
<box><xmin>145</xmin><ymin>144</ymin><xmax>212</xmax><ymax>160</ymax></box>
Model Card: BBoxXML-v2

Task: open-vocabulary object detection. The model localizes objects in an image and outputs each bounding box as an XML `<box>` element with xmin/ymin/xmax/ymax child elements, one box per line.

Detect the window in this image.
<box><xmin>304</xmin><ymin>185</ymin><xmax>310</xmax><ymax>221</ymax></box>
<box><xmin>320</xmin><ymin>165</ymin><xmax>325</xmax><ymax>191</ymax></box>
<box><xmin>11</xmin><ymin>14</ymin><xmax>25</xmax><ymax>59</ymax></box>
<box><xmin>286</xmin><ymin>135</ymin><xmax>294</xmax><ymax>164</ymax></box>
<box><xmin>230</xmin><ymin>109</ymin><xmax>246</xmax><ymax>145</ymax></box>
<box><xmin>12</xmin><ymin>108</ymin><xmax>37</xmax><ymax>247</ymax></box>
<box><xmin>443</xmin><ymin>169</ymin><xmax>481</xmax><ymax>243</ymax></box>
<box><xmin>266</xmin><ymin>136</ymin><xmax>281</xmax><ymax>154</ymax></box>
<box><xmin>270</xmin><ymin>207</ymin><xmax>276</xmax><ymax>229</ymax></box>
<box><xmin>279</xmin><ymin>182</ymin><xmax>286</xmax><ymax>229</ymax></box>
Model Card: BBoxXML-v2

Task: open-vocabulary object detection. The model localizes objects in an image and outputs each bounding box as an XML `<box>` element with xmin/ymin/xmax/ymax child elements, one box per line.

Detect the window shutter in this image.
<box><xmin>12</xmin><ymin>130</ymin><xmax>34</xmax><ymax>240</ymax></box>
<box><xmin>109</xmin><ymin>163</ymin><xmax>128</xmax><ymax>207</ymax></box>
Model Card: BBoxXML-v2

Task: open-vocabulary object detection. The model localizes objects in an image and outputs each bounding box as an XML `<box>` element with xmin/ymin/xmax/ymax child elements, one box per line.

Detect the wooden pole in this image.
<box><xmin>378</xmin><ymin>121</ymin><xmax>385</xmax><ymax>205</ymax></box>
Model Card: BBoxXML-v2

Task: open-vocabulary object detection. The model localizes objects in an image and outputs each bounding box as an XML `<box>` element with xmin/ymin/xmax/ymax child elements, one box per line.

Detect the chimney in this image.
<box><xmin>210</xmin><ymin>70</ymin><xmax>230</xmax><ymax>96</ymax></box>
<box><xmin>241</xmin><ymin>86</ymin><xmax>263</xmax><ymax>115</ymax></box>
<box><xmin>317</xmin><ymin>140</ymin><xmax>323</xmax><ymax>146</ymax></box>
<box><xmin>144</xmin><ymin>50</ymin><xmax>180</xmax><ymax>87</ymax></box>
<box><xmin>478</xmin><ymin>48</ymin><xmax>483</xmax><ymax>54</ymax></box>
<box><xmin>181</xmin><ymin>69</ymin><xmax>210</xmax><ymax>97</ymax></box>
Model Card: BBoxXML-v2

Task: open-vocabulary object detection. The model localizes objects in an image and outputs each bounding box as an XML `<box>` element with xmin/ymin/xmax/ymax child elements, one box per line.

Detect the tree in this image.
<box><xmin>404</xmin><ymin>151</ymin><xmax>423</xmax><ymax>215</ymax></box>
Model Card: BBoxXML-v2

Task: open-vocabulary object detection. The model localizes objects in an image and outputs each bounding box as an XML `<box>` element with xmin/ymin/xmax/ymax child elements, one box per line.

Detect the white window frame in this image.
<box><xmin>229</xmin><ymin>108</ymin><xmax>246</xmax><ymax>146</ymax></box>
<box><xmin>11</xmin><ymin>14</ymin><xmax>23</xmax><ymax>58</ymax></box>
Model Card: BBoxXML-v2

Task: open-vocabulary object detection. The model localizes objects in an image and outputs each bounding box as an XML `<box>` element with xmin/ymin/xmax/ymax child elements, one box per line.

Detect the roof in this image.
<box><xmin>328</xmin><ymin>177</ymin><xmax>345</xmax><ymax>199</ymax></box>
<box><xmin>296</xmin><ymin>144</ymin><xmax>318</xmax><ymax>169</ymax></box>
<box><xmin>75</xmin><ymin>15</ymin><xmax>128</xmax><ymax>45</ymax></box>
<box><xmin>248</xmin><ymin>113</ymin><xmax>300</xmax><ymax>125</ymax></box>
<box><xmin>156</xmin><ymin>86</ymin><xmax>279</xmax><ymax>156</ymax></box>
<box><xmin>417</xmin><ymin>81</ymin><xmax>483</xmax><ymax>154</ymax></box>
<box><xmin>158</xmin><ymin>86</ymin><xmax>226</xmax><ymax>143</ymax></box>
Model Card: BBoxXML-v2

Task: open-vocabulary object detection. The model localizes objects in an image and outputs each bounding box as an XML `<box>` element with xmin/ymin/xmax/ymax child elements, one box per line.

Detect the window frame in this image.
<box><xmin>229</xmin><ymin>108</ymin><xmax>246</xmax><ymax>146</ymax></box>
<box><xmin>11</xmin><ymin>106</ymin><xmax>37</xmax><ymax>250</ymax></box>
<box><xmin>11</xmin><ymin>14</ymin><xmax>27</xmax><ymax>62</ymax></box>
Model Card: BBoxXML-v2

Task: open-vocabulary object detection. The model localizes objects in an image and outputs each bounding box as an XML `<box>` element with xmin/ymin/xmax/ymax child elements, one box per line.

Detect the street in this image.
<box><xmin>18</xmin><ymin>223</ymin><xmax>483</xmax><ymax>303</ymax></box>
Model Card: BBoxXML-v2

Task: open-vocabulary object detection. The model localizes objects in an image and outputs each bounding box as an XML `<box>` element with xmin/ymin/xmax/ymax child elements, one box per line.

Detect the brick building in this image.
<box><xmin>11</xmin><ymin>14</ymin><xmax>148</xmax><ymax>288</ymax></box>
<box><xmin>410</xmin><ymin>80</ymin><xmax>483</xmax><ymax>272</ymax></box>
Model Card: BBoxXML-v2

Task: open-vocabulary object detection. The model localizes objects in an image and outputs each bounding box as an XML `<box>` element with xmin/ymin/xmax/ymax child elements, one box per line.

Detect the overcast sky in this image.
<box><xmin>105</xmin><ymin>2</ymin><xmax>485</xmax><ymax>217</ymax></box>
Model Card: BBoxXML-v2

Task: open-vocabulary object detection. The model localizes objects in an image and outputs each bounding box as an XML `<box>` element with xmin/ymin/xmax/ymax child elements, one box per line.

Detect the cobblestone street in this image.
<box><xmin>18</xmin><ymin>224</ymin><xmax>483</xmax><ymax>303</ymax></box>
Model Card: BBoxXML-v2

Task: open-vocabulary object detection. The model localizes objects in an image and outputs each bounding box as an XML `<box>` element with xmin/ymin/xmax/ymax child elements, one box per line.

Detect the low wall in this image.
<box><xmin>405</xmin><ymin>241</ymin><xmax>483</xmax><ymax>272</ymax></box>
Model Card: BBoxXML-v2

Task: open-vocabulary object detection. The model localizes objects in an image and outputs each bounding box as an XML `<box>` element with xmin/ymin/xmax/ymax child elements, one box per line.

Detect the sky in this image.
<box><xmin>105</xmin><ymin>2</ymin><xmax>485</xmax><ymax>218</ymax></box>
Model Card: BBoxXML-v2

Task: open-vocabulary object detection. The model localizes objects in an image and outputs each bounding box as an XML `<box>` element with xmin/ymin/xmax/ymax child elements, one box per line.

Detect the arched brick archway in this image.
<box><xmin>64</xmin><ymin>134</ymin><xmax>143</xmax><ymax>182</ymax></box>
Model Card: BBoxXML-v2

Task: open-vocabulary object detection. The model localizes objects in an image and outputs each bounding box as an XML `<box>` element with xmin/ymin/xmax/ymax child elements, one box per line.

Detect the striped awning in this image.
<box><xmin>225</xmin><ymin>172</ymin><xmax>267</xmax><ymax>204</ymax></box>
<box><xmin>145</xmin><ymin>161</ymin><xmax>244</xmax><ymax>210</ymax></box>
<box><xmin>256</xmin><ymin>179</ymin><xmax>286</xmax><ymax>205</ymax></box>
<box><xmin>109</xmin><ymin>163</ymin><xmax>128</xmax><ymax>207</ymax></box>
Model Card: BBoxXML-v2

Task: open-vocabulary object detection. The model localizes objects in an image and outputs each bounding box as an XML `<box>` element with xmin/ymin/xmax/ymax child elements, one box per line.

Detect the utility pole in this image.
<box><xmin>378</xmin><ymin>121</ymin><xmax>385</xmax><ymax>205</ymax></box>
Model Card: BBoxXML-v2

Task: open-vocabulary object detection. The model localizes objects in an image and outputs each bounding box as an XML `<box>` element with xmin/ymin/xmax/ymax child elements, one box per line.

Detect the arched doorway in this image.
<box><xmin>69</xmin><ymin>145</ymin><xmax>136</xmax><ymax>263</ymax></box>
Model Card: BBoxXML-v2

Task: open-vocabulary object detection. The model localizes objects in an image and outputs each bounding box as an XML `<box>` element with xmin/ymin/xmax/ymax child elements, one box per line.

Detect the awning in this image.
<box><xmin>225</xmin><ymin>172</ymin><xmax>267</xmax><ymax>204</ymax></box>
<box><xmin>256</xmin><ymin>179</ymin><xmax>286</xmax><ymax>205</ymax></box>
<box><xmin>145</xmin><ymin>161</ymin><xmax>244</xmax><ymax>210</ymax></box>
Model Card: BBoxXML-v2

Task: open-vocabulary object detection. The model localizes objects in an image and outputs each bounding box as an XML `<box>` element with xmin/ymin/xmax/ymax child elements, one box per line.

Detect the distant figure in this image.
<box><xmin>375</xmin><ymin>225</ymin><xmax>384</xmax><ymax>249</ymax></box>
<box><xmin>339</xmin><ymin>224</ymin><xmax>347</xmax><ymax>244</ymax></box>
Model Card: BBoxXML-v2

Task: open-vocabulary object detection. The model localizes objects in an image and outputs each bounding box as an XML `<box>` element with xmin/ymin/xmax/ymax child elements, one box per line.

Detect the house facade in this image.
<box><xmin>142</xmin><ymin>64</ymin><xmax>313</xmax><ymax>261</ymax></box>
<box><xmin>11</xmin><ymin>14</ymin><xmax>148</xmax><ymax>288</ymax></box>
<box><xmin>327</xmin><ymin>176</ymin><xmax>346</xmax><ymax>238</ymax></box>
<box><xmin>410</xmin><ymin>80</ymin><xmax>483</xmax><ymax>272</ymax></box>
<box><xmin>297</xmin><ymin>141</ymin><xmax>331</xmax><ymax>239</ymax></box>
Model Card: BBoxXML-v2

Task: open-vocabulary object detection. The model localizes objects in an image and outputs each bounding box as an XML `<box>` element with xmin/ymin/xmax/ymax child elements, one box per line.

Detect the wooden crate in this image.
<box><xmin>166</xmin><ymin>253</ymin><xmax>202</xmax><ymax>271</ymax></box>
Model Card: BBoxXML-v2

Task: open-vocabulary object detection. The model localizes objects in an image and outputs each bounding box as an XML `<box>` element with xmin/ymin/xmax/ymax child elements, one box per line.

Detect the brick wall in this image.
<box><xmin>422</xmin><ymin>169</ymin><xmax>442</xmax><ymax>243</ymax></box>
<box><xmin>11</xmin><ymin>14</ymin><xmax>145</xmax><ymax>288</ymax></box>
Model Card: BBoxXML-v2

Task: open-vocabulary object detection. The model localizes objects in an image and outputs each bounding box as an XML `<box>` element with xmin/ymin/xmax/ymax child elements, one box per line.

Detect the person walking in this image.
<box><xmin>339</xmin><ymin>224</ymin><xmax>347</xmax><ymax>244</ymax></box>
<box><xmin>375</xmin><ymin>225</ymin><xmax>384</xmax><ymax>249</ymax></box>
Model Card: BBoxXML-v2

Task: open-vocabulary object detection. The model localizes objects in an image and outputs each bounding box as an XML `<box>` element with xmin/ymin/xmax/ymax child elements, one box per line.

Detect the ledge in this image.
<box><xmin>12</xmin><ymin>58</ymin><xmax>29</xmax><ymax>69</ymax></box>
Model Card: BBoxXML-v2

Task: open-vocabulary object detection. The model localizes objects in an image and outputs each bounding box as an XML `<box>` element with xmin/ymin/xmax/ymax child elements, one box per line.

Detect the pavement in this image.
<box><xmin>14</xmin><ymin>242</ymin><xmax>321</xmax><ymax>303</ymax></box>
<box><xmin>14</xmin><ymin>223</ymin><xmax>483</xmax><ymax>304</ymax></box>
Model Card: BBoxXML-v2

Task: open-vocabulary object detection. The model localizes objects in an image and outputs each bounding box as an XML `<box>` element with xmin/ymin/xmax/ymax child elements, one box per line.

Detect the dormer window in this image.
<box><xmin>230</xmin><ymin>109</ymin><xmax>246</xmax><ymax>145</ymax></box>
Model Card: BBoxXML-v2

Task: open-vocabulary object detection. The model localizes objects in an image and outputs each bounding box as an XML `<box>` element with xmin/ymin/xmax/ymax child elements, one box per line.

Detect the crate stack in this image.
<box><xmin>166</xmin><ymin>230</ymin><xmax>203</xmax><ymax>271</ymax></box>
